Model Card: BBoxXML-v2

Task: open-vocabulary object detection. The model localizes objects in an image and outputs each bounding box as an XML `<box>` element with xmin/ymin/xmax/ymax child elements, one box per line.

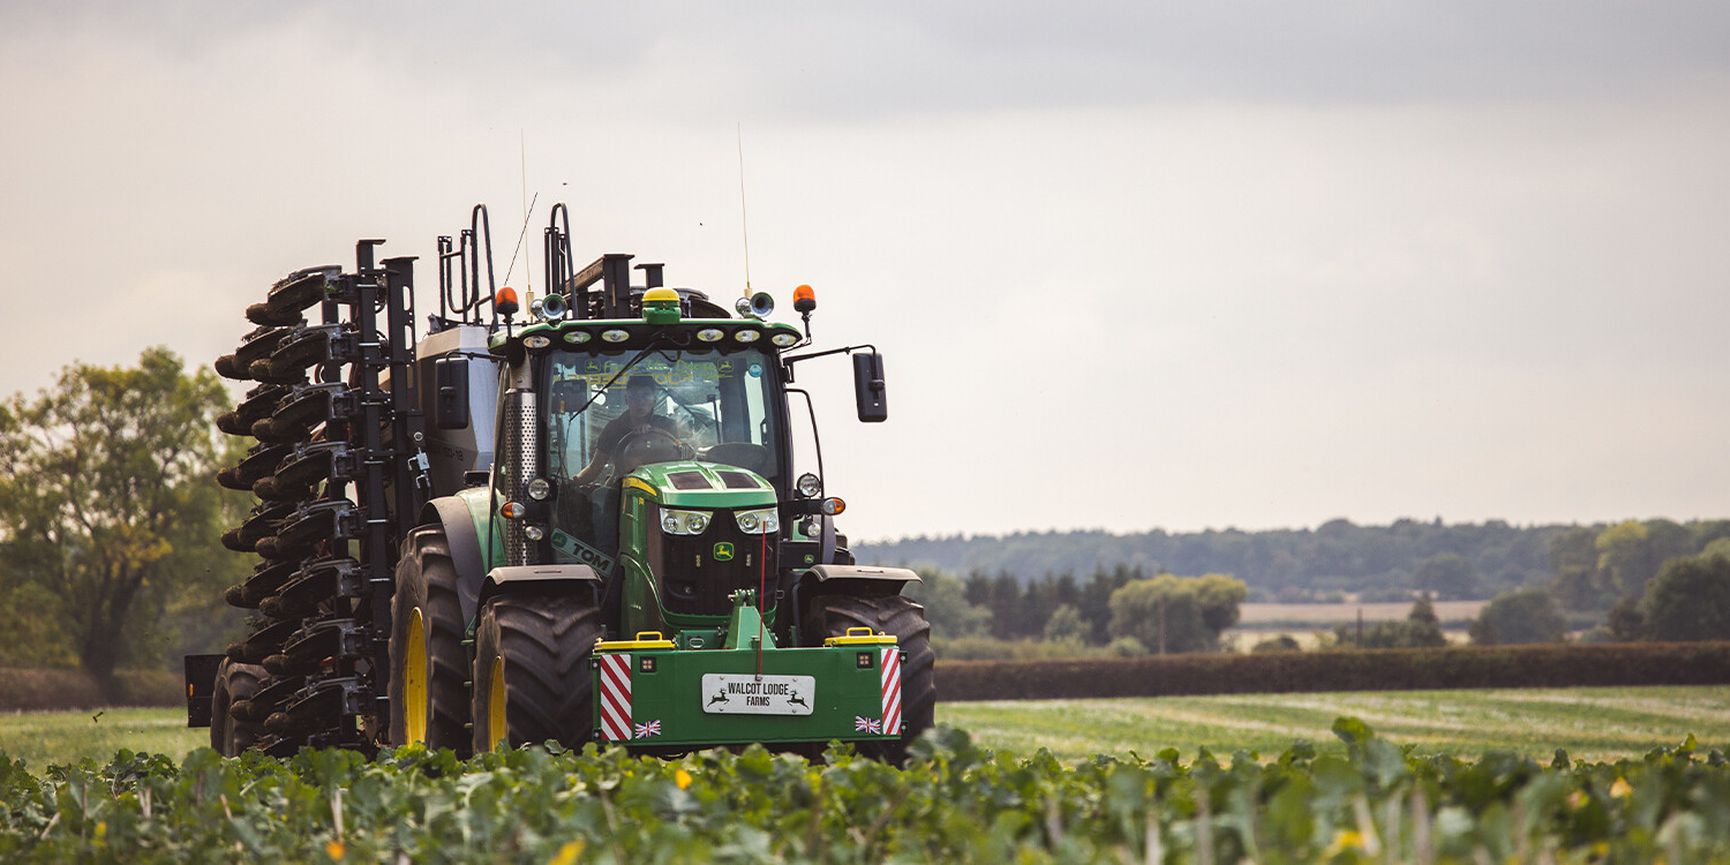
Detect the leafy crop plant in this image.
<box><xmin>2</xmin><ymin>720</ymin><xmax>1728</xmax><ymax>863</ymax></box>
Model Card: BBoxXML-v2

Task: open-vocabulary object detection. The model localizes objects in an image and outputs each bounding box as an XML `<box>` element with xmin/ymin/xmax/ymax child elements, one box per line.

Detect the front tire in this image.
<box><xmin>211</xmin><ymin>659</ymin><xmax>265</xmax><ymax>756</ymax></box>
<box><xmin>807</xmin><ymin>593</ymin><xmax>936</xmax><ymax>765</ymax></box>
<box><xmin>388</xmin><ymin>525</ymin><xmax>476</xmax><ymax>754</ymax></box>
<box><xmin>471</xmin><ymin>590</ymin><xmax>603</xmax><ymax>752</ymax></box>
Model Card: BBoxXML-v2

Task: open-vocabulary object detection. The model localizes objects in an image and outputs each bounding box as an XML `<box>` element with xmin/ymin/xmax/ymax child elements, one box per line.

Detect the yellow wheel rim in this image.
<box><xmin>486</xmin><ymin>655</ymin><xmax>508</xmax><ymax>752</ymax></box>
<box><xmin>403</xmin><ymin>608</ymin><xmax>428</xmax><ymax>744</ymax></box>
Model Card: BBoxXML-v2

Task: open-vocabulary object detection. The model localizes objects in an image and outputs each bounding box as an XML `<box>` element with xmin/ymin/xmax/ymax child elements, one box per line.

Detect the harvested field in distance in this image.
<box><xmin>940</xmin><ymin>685</ymin><xmax>1729</xmax><ymax>762</ymax></box>
<box><xmin>1236</xmin><ymin>600</ymin><xmax>1487</xmax><ymax>626</ymax></box>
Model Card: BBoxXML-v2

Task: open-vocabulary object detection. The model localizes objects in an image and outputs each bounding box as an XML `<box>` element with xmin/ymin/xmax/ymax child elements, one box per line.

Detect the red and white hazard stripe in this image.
<box><xmin>598</xmin><ymin>653</ymin><xmax>633</xmax><ymax>742</ymax></box>
<box><xmin>879</xmin><ymin>647</ymin><xmax>901</xmax><ymax>736</ymax></box>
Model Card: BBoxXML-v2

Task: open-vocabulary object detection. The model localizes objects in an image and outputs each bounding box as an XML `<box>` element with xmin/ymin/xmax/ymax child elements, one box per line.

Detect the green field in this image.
<box><xmin>943</xmin><ymin>685</ymin><xmax>1730</xmax><ymax>761</ymax></box>
<box><xmin>2</xmin><ymin>685</ymin><xmax>1723</xmax><ymax>767</ymax></box>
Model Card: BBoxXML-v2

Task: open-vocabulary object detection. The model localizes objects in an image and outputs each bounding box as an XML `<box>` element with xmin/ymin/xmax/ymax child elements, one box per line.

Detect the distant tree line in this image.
<box><xmin>863</xmin><ymin>518</ymin><xmax>1730</xmax><ymax>609</ymax></box>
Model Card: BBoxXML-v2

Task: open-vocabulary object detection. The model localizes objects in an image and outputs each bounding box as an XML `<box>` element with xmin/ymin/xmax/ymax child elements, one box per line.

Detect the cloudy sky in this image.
<box><xmin>1</xmin><ymin>2</ymin><xmax>1726</xmax><ymax>541</ymax></box>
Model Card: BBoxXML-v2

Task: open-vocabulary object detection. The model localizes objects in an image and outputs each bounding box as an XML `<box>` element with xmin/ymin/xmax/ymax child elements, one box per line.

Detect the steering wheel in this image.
<box><xmin>616</xmin><ymin>427</ymin><xmax>689</xmax><ymax>472</ymax></box>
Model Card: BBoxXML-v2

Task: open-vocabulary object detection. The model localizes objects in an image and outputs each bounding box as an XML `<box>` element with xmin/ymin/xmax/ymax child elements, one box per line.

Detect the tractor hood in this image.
<box><xmin>624</xmin><ymin>462</ymin><xmax>777</xmax><ymax>509</ymax></box>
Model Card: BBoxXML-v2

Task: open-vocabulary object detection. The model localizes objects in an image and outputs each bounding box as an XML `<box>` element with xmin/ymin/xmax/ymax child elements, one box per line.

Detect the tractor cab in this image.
<box><xmin>539</xmin><ymin>338</ymin><xmax>795</xmax><ymax>633</ymax></box>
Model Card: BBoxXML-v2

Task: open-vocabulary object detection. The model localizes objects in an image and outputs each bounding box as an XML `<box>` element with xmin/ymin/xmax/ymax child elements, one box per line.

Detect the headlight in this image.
<box><xmin>526</xmin><ymin>478</ymin><xmax>551</xmax><ymax>500</ymax></box>
<box><xmin>661</xmin><ymin>508</ymin><xmax>711</xmax><ymax>535</ymax></box>
<box><xmin>523</xmin><ymin>335</ymin><xmax>551</xmax><ymax>349</ymax></box>
<box><xmin>735</xmin><ymin>507</ymin><xmax>779</xmax><ymax>535</ymax></box>
<box><xmin>795</xmin><ymin>472</ymin><xmax>822</xmax><ymax>498</ymax></box>
<box><xmin>523</xmin><ymin>524</ymin><xmax>546</xmax><ymax>541</ymax></box>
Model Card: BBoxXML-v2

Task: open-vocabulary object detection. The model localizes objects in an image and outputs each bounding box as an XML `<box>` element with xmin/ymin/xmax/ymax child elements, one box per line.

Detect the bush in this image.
<box><xmin>1471</xmin><ymin>588</ymin><xmax>1567</xmax><ymax>645</ymax></box>
<box><xmin>0</xmin><ymin>668</ymin><xmax>181</xmax><ymax>711</ymax></box>
<box><xmin>1337</xmin><ymin>594</ymin><xmax>1448</xmax><ymax>649</ymax></box>
<box><xmin>1108</xmin><ymin>636</ymin><xmax>1148</xmax><ymax>657</ymax></box>
<box><xmin>1041</xmin><ymin>604</ymin><xmax>1087</xmax><ymax>644</ymax></box>
<box><xmin>937</xmin><ymin>642</ymin><xmax>1730</xmax><ymax>701</ymax></box>
<box><xmin>1251</xmin><ymin>635</ymin><xmax>1302</xmax><ymax>653</ymax></box>
<box><xmin>1107</xmin><ymin>573</ymin><xmax>1245</xmax><ymax>653</ymax></box>
<box><xmin>932</xmin><ymin>636</ymin><xmax>1112</xmax><ymax>662</ymax></box>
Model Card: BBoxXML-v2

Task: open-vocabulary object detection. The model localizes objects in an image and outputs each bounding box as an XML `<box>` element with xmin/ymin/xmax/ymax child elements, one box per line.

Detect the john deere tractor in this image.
<box><xmin>188</xmin><ymin>203</ymin><xmax>934</xmax><ymax>762</ymax></box>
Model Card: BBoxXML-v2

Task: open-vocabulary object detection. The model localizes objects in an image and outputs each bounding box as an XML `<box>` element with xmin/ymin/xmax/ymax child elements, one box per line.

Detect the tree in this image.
<box><xmin>1413</xmin><ymin>553</ymin><xmax>1481</xmax><ymax>600</ymax></box>
<box><xmin>1042</xmin><ymin>604</ymin><xmax>1087</xmax><ymax>644</ymax></box>
<box><xmin>1107</xmin><ymin>573</ymin><xmax>1247</xmax><ymax>654</ymax></box>
<box><xmin>0</xmin><ymin>348</ymin><xmax>241</xmax><ymax>689</ymax></box>
<box><xmin>1469</xmin><ymin>588</ymin><xmax>1567</xmax><ymax>645</ymax></box>
<box><xmin>907</xmin><ymin>569</ymin><xmax>991</xmax><ymax>638</ymax></box>
<box><xmin>1548</xmin><ymin>526</ymin><xmax>1605</xmax><ymax>611</ymax></box>
<box><xmin>1605</xmin><ymin>596</ymin><xmax>1646</xmax><ymax>642</ymax></box>
<box><xmin>1639</xmin><ymin>551</ymin><xmax>1730</xmax><ymax>642</ymax></box>
<box><xmin>1334</xmin><ymin>594</ymin><xmax>1447</xmax><ymax>649</ymax></box>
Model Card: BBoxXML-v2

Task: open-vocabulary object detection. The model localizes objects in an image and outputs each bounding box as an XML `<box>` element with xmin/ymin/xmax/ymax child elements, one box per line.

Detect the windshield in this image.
<box><xmin>543</xmin><ymin>347</ymin><xmax>783</xmax><ymax>564</ymax></box>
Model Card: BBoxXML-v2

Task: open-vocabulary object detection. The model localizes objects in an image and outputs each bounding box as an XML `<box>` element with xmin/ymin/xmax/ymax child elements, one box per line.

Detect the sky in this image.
<box><xmin>1</xmin><ymin>2</ymin><xmax>1726</xmax><ymax>542</ymax></box>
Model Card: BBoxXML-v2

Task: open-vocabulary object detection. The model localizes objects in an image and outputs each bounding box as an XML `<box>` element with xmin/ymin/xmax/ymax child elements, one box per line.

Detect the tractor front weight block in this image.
<box><xmin>592</xmin><ymin>599</ymin><xmax>906</xmax><ymax>748</ymax></box>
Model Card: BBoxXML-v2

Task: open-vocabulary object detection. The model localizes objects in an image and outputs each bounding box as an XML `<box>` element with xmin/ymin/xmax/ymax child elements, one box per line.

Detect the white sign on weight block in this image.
<box><xmin>699</xmin><ymin>674</ymin><xmax>816</xmax><ymax>715</ymax></box>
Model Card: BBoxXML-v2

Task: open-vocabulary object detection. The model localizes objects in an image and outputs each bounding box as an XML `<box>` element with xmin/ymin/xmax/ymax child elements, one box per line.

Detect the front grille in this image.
<box><xmin>648</xmin><ymin>505</ymin><xmax>777</xmax><ymax>616</ymax></box>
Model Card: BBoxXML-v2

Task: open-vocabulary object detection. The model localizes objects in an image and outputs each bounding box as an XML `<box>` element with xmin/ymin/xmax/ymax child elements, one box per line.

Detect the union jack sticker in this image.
<box><xmin>634</xmin><ymin>719</ymin><xmax>663</xmax><ymax>739</ymax></box>
<box><xmin>854</xmin><ymin>715</ymin><xmax>883</xmax><ymax>735</ymax></box>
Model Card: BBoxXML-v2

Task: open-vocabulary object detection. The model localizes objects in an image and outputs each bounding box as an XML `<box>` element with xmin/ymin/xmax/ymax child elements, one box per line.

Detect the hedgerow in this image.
<box><xmin>3</xmin><ymin>720</ymin><xmax>1729</xmax><ymax>863</ymax></box>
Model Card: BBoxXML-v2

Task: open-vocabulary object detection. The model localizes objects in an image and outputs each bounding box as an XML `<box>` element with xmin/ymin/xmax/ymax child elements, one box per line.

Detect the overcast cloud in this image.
<box><xmin>1</xmin><ymin>2</ymin><xmax>1726</xmax><ymax>540</ymax></box>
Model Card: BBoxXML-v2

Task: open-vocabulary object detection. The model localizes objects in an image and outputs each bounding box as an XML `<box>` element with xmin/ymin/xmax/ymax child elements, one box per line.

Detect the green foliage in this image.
<box><xmin>1413</xmin><ymin>553</ymin><xmax>1481</xmax><ymax>600</ymax></box>
<box><xmin>1108</xmin><ymin>573</ymin><xmax>1247</xmax><ymax>654</ymax></box>
<box><xmin>905</xmin><ymin>568</ymin><xmax>991</xmax><ymax>638</ymax></box>
<box><xmin>1640</xmin><ymin>550</ymin><xmax>1730</xmax><ymax>642</ymax></box>
<box><xmin>3</xmin><ymin>724</ymin><xmax>1730</xmax><ymax>863</ymax></box>
<box><xmin>0</xmin><ymin>348</ymin><xmax>247</xmax><ymax>685</ymax></box>
<box><xmin>931</xmin><ymin>636</ymin><xmax>1115</xmax><ymax>662</ymax></box>
<box><xmin>1250</xmin><ymin>634</ymin><xmax>1302</xmax><ymax>653</ymax></box>
<box><xmin>1470</xmin><ymin>588</ymin><xmax>1568</xmax><ymax>645</ymax></box>
<box><xmin>1334</xmin><ymin>594</ymin><xmax>1448</xmax><ymax>649</ymax></box>
<box><xmin>864</xmin><ymin>517</ymin><xmax>1565</xmax><ymax>601</ymax></box>
<box><xmin>1041</xmin><ymin>604</ymin><xmax>1087</xmax><ymax>644</ymax></box>
<box><xmin>0</xmin><ymin>584</ymin><xmax>77</xmax><ymax>667</ymax></box>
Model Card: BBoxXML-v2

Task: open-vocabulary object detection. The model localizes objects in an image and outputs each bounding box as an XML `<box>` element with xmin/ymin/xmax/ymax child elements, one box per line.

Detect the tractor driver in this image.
<box><xmin>572</xmin><ymin>374</ymin><xmax>684</xmax><ymax>555</ymax></box>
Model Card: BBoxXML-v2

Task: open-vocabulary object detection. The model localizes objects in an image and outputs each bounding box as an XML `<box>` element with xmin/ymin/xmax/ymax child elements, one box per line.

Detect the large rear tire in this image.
<box><xmin>388</xmin><ymin>524</ymin><xmax>475</xmax><ymax>754</ymax></box>
<box><xmin>470</xmin><ymin>590</ymin><xmax>603</xmax><ymax>753</ymax></box>
<box><xmin>807</xmin><ymin>593</ymin><xmax>936</xmax><ymax>765</ymax></box>
<box><xmin>211</xmin><ymin>659</ymin><xmax>265</xmax><ymax>756</ymax></box>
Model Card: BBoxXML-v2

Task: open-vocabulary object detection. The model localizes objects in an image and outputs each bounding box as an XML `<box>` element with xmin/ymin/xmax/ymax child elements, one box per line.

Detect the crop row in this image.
<box><xmin>2</xmin><ymin>720</ymin><xmax>1728</xmax><ymax>864</ymax></box>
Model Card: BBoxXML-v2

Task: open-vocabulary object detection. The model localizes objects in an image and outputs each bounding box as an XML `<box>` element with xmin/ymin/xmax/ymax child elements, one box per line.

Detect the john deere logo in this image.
<box><xmin>712</xmin><ymin>542</ymin><xmax>735</xmax><ymax>561</ymax></box>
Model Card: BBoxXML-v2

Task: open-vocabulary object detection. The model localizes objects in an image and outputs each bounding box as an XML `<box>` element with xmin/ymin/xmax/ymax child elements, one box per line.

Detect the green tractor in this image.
<box><xmin>191</xmin><ymin>204</ymin><xmax>934</xmax><ymax>761</ymax></box>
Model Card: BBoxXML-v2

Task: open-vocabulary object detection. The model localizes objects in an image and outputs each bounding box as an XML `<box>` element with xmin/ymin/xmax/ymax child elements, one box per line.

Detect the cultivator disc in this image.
<box><xmin>209</xmin><ymin>243</ymin><xmax>426</xmax><ymax>756</ymax></box>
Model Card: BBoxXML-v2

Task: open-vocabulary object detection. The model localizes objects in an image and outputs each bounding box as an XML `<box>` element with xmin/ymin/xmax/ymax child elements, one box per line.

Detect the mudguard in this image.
<box><xmin>419</xmin><ymin>496</ymin><xmax>489</xmax><ymax>625</ymax></box>
<box><xmin>801</xmin><ymin>564</ymin><xmax>921</xmax><ymax>597</ymax></box>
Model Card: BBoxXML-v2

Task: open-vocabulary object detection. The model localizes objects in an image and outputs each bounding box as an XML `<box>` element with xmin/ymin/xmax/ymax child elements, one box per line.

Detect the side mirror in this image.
<box><xmin>434</xmin><ymin>356</ymin><xmax>471</xmax><ymax>430</ymax></box>
<box><xmin>852</xmin><ymin>352</ymin><xmax>887</xmax><ymax>423</ymax></box>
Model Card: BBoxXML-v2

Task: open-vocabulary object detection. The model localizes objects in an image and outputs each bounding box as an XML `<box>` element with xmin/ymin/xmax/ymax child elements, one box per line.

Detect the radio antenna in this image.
<box><xmin>502</xmin><ymin>191</ymin><xmax>538</xmax><ymax>289</ymax></box>
<box><xmin>521</xmin><ymin>131</ymin><xmax>531</xmax><ymax>293</ymax></box>
<box><xmin>737</xmin><ymin>124</ymin><xmax>752</xmax><ymax>298</ymax></box>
